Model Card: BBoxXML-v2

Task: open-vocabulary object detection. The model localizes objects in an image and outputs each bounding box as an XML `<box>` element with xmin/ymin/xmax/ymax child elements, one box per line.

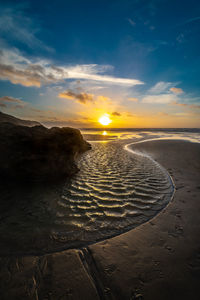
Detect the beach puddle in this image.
<box><xmin>0</xmin><ymin>140</ymin><xmax>174</xmax><ymax>255</ymax></box>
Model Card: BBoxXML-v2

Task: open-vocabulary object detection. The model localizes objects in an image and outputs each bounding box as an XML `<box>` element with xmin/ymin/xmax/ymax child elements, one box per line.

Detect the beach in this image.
<box><xmin>89</xmin><ymin>139</ymin><xmax>200</xmax><ymax>299</ymax></box>
<box><xmin>0</xmin><ymin>139</ymin><xmax>200</xmax><ymax>299</ymax></box>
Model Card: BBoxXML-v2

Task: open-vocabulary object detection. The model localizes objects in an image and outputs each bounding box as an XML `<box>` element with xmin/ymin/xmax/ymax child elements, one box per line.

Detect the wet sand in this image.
<box><xmin>89</xmin><ymin>140</ymin><xmax>200</xmax><ymax>299</ymax></box>
<box><xmin>0</xmin><ymin>139</ymin><xmax>200</xmax><ymax>299</ymax></box>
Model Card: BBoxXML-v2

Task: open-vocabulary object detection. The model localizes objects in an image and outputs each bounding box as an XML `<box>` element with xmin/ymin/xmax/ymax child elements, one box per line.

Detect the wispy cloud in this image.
<box><xmin>176</xmin><ymin>33</ymin><xmax>185</xmax><ymax>43</ymax></box>
<box><xmin>173</xmin><ymin>112</ymin><xmax>191</xmax><ymax>116</ymax></box>
<box><xmin>0</xmin><ymin>48</ymin><xmax>144</xmax><ymax>88</ymax></box>
<box><xmin>127</xmin><ymin>18</ymin><xmax>136</xmax><ymax>26</ymax></box>
<box><xmin>64</xmin><ymin>64</ymin><xmax>143</xmax><ymax>86</ymax></box>
<box><xmin>142</xmin><ymin>81</ymin><xmax>184</xmax><ymax>104</ymax></box>
<box><xmin>0</xmin><ymin>95</ymin><xmax>27</xmax><ymax>110</ymax></box>
<box><xmin>179</xmin><ymin>16</ymin><xmax>200</xmax><ymax>26</ymax></box>
<box><xmin>171</xmin><ymin>101</ymin><xmax>200</xmax><ymax>109</ymax></box>
<box><xmin>148</xmin><ymin>81</ymin><xmax>173</xmax><ymax>94</ymax></box>
<box><xmin>0</xmin><ymin>5</ymin><xmax>53</xmax><ymax>52</ymax></box>
<box><xmin>0</xmin><ymin>95</ymin><xmax>24</xmax><ymax>104</ymax></box>
<box><xmin>142</xmin><ymin>94</ymin><xmax>178</xmax><ymax>104</ymax></box>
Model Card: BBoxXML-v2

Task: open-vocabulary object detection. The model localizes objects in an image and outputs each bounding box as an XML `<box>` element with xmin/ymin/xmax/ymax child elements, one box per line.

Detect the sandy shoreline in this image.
<box><xmin>0</xmin><ymin>139</ymin><xmax>200</xmax><ymax>299</ymax></box>
<box><xmin>89</xmin><ymin>139</ymin><xmax>200</xmax><ymax>299</ymax></box>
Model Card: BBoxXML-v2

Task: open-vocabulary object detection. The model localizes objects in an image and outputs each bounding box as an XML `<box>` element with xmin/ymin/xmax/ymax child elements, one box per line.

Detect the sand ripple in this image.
<box><xmin>0</xmin><ymin>141</ymin><xmax>174</xmax><ymax>254</ymax></box>
<box><xmin>52</xmin><ymin>142</ymin><xmax>173</xmax><ymax>247</ymax></box>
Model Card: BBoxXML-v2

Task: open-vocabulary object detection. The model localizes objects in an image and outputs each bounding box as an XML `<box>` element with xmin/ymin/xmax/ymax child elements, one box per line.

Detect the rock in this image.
<box><xmin>0</xmin><ymin>122</ymin><xmax>91</xmax><ymax>182</ymax></box>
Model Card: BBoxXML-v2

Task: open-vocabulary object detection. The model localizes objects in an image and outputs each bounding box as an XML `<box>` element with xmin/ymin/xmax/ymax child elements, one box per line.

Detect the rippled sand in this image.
<box><xmin>0</xmin><ymin>139</ymin><xmax>173</xmax><ymax>254</ymax></box>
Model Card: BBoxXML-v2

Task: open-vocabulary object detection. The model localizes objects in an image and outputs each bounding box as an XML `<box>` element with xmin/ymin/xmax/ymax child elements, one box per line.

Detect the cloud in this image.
<box><xmin>178</xmin><ymin>16</ymin><xmax>200</xmax><ymax>27</ymax></box>
<box><xmin>149</xmin><ymin>25</ymin><xmax>155</xmax><ymax>30</ymax></box>
<box><xmin>127</xmin><ymin>18</ymin><xmax>135</xmax><ymax>26</ymax></box>
<box><xmin>128</xmin><ymin>97</ymin><xmax>139</xmax><ymax>102</ymax></box>
<box><xmin>143</xmin><ymin>82</ymin><xmax>184</xmax><ymax>104</ymax></box>
<box><xmin>112</xmin><ymin>112</ymin><xmax>121</xmax><ymax>117</ymax></box>
<box><xmin>65</xmin><ymin>64</ymin><xmax>144</xmax><ymax>86</ymax></box>
<box><xmin>149</xmin><ymin>81</ymin><xmax>173</xmax><ymax>94</ymax></box>
<box><xmin>0</xmin><ymin>95</ymin><xmax>45</xmax><ymax>111</ymax></box>
<box><xmin>58</xmin><ymin>90</ymin><xmax>94</xmax><ymax>104</ymax></box>
<box><xmin>0</xmin><ymin>95</ymin><xmax>25</xmax><ymax>104</ymax></box>
<box><xmin>173</xmin><ymin>112</ymin><xmax>191</xmax><ymax>116</ymax></box>
<box><xmin>35</xmin><ymin>114</ymin><xmax>95</xmax><ymax>128</ymax></box>
<box><xmin>0</xmin><ymin>5</ymin><xmax>53</xmax><ymax>52</ymax></box>
<box><xmin>0</xmin><ymin>63</ymin><xmax>54</xmax><ymax>87</ymax></box>
<box><xmin>176</xmin><ymin>33</ymin><xmax>185</xmax><ymax>43</ymax></box>
<box><xmin>0</xmin><ymin>49</ymin><xmax>61</xmax><ymax>87</ymax></box>
<box><xmin>170</xmin><ymin>87</ymin><xmax>184</xmax><ymax>94</ymax></box>
<box><xmin>142</xmin><ymin>94</ymin><xmax>177</xmax><ymax>104</ymax></box>
<box><xmin>29</xmin><ymin>108</ymin><xmax>44</xmax><ymax>113</ymax></box>
<box><xmin>0</xmin><ymin>95</ymin><xmax>38</xmax><ymax>112</ymax></box>
<box><xmin>172</xmin><ymin>101</ymin><xmax>200</xmax><ymax>109</ymax></box>
<box><xmin>0</xmin><ymin>48</ymin><xmax>144</xmax><ymax>88</ymax></box>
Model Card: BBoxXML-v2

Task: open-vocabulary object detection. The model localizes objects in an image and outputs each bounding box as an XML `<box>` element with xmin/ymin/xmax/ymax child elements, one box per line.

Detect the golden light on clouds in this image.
<box><xmin>98</xmin><ymin>114</ymin><xmax>112</xmax><ymax>126</ymax></box>
<box><xmin>170</xmin><ymin>87</ymin><xmax>184</xmax><ymax>94</ymax></box>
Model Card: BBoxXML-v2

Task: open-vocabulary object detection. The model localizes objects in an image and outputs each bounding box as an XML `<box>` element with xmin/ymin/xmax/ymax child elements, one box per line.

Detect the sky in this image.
<box><xmin>0</xmin><ymin>0</ymin><xmax>200</xmax><ymax>128</ymax></box>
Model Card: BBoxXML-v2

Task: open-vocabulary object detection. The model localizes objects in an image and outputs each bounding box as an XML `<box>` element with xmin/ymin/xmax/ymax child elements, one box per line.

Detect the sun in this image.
<box><xmin>98</xmin><ymin>114</ymin><xmax>112</xmax><ymax>126</ymax></box>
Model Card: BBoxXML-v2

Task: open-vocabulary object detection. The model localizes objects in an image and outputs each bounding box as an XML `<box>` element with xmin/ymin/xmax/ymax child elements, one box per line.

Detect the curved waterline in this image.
<box><xmin>0</xmin><ymin>138</ymin><xmax>176</xmax><ymax>255</ymax></box>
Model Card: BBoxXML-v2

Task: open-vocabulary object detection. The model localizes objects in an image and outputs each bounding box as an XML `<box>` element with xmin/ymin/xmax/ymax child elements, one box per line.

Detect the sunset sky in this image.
<box><xmin>0</xmin><ymin>0</ymin><xmax>200</xmax><ymax>128</ymax></box>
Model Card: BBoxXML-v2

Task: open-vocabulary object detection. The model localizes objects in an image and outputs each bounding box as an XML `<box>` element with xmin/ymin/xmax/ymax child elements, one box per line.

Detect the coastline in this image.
<box><xmin>0</xmin><ymin>139</ymin><xmax>200</xmax><ymax>299</ymax></box>
<box><xmin>89</xmin><ymin>139</ymin><xmax>200</xmax><ymax>299</ymax></box>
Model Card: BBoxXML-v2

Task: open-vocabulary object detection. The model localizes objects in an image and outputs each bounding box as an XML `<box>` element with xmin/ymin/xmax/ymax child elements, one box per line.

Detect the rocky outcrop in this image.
<box><xmin>0</xmin><ymin>111</ymin><xmax>41</xmax><ymax>127</ymax></box>
<box><xmin>0</xmin><ymin>122</ymin><xmax>91</xmax><ymax>181</ymax></box>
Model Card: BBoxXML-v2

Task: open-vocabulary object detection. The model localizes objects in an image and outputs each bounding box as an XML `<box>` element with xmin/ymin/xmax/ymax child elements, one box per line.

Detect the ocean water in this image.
<box><xmin>0</xmin><ymin>129</ymin><xmax>199</xmax><ymax>255</ymax></box>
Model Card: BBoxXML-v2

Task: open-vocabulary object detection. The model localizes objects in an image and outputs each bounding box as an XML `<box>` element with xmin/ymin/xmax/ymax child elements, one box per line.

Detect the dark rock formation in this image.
<box><xmin>0</xmin><ymin>122</ymin><xmax>91</xmax><ymax>181</ymax></box>
<box><xmin>0</xmin><ymin>111</ymin><xmax>41</xmax><ymax>127</ymax></box>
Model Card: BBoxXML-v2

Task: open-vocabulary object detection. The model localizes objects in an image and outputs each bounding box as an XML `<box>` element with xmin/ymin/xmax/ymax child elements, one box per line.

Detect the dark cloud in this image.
<box><xmin>50</xmin><ymin>65</ymin><xmax>64</xmax><ymax>74</ymax></box>
<box><xmin>0</xmin><ymin>63</ymin><xmax>59</xmax><ymax>87</ymax></box>
<box><xmin>112</xmin><ymin>111</ymin><xmax>121</xmax><ymax>116</ymax></box>
<box><xmin>58</xmin><ymin>90</ymin><xmax>94</xmax><ymax>104</ymax></box>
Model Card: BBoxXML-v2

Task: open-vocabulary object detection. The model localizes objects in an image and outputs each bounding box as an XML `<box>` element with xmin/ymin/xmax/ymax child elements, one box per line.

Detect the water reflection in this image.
<box><xmin>81</xmin><ymin>129</ymin><xmax>200</xmax><ymax>143</ymax></box>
